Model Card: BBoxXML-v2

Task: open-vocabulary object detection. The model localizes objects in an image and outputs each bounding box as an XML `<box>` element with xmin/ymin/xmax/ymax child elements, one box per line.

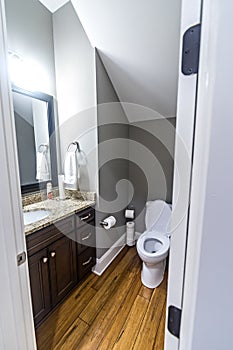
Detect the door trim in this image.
<box><xmin>0</xmin><ymin>0</ymin><xmax>36</xmax><ymax>348</ymax></box>
<box><xmin>179</xmin><ymin>0</ymin><xmax>219</xmax><ymax>348</ymax></box>
<box><xmin>164</xmin><ymin>0</ymin><xmax>203</xmax><ymax>349</ymax></box>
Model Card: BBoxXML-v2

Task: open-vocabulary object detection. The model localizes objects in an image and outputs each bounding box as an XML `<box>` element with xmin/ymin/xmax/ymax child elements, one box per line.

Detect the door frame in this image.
<box><xmin>179</xmin><ymin>0</ymin><xmax>227</xmax><ymax>348</ymax></box>
<box><xmin>0</xmin><ymin>0</ymin><xmax>36</xmax><ymax>348</ymax></box>
<box><xmin>0</xmin><ymin>0</ymin><xmax>216</xmax><ymax>349</ymax></box>
<box><xmin>164</xmin><ymin>0</ymin><xmax>202</xmax><ymax>349</ymax></box>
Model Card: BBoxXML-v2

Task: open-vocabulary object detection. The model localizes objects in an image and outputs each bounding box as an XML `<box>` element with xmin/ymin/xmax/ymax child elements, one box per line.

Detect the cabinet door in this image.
<box><xmin>28</xmin><ymin>248</ymin><xmax>50</xmax><ymax>326</ymax></box>
<box><xmin>49</xmin><ymin>236</ymin><xmax>77</xmax><ymax>306</ymax></box>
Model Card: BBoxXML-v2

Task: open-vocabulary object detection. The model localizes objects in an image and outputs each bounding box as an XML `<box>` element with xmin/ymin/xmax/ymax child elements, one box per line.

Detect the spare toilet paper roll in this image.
<box><xmin>125</xmin><ymin>209</ymin><xmax>134</xmax><ymax>219</ymax></box>
<box><xmin>126</xmin><ymin>221</ymin><xmax>135</xmax><ymax>246</ymax></box>
<box><xmin>103</xmin><ymin>216</ymin><xmax>117</xmax><ymax>230</ymax></box>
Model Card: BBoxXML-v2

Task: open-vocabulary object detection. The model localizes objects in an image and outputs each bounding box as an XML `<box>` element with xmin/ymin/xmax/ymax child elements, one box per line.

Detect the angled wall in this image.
<box><xmin>72</xmin><ymin>0</ymin><xmax>181</xmax><ymax>121</ymax></box>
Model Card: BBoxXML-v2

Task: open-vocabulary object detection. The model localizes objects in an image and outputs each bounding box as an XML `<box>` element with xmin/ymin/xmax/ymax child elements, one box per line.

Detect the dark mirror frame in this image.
<box><xmin>12</xmin><ymin>85</ymin><xmax>58</xmax><ymax>194</ymax></box>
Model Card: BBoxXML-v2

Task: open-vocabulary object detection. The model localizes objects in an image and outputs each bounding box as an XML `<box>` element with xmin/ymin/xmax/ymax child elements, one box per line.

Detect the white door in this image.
<box><xmin>0</xmin><ymin>0</ymin><xmax>36</xmax><ymax>348</ymax></box>
<box><xmin>164</xmin><ymin>0</ymin><xmax>203</xmax><ymax>349</ymax></box>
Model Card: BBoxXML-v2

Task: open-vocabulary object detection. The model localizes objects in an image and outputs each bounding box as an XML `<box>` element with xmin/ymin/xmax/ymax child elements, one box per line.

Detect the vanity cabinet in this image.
<box><xmin>48</xmin><ymin>236</ymin><xmax>77</xmax><ymax>306</ymax></box>
<box><xmin>76</xmin><ymin>207</ymin><xmax>96</xmax><ymax>279</ymax></box>
<box><xmin>26</xmin><ymin>206</ymin><xmax>96</xmax><ymax>327</ymax></box>
<box><xmin>28</xmin><ymin>248</ymin><xmax>51</xmax><ymax>326</ymax></box>
<box><xmin>27</xmin><ymin>229</ymin><xmax>77</xmax><ymax>326</ymax></box>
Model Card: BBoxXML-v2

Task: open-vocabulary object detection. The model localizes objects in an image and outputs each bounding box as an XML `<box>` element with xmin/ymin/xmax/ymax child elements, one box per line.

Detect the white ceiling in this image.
<box><xmin>71</xmin><ymin>0</ymin><xmax>181</xmax><ymax>121</ymax></box>
<box><xmin>38</xmin><ymin>0</ymin><xmax>69</xmax><ymax>13</ymax></box>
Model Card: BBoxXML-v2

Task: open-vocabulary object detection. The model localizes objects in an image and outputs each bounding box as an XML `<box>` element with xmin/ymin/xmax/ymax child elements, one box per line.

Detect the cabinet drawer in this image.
<box><xmin>77</xmin><ymin>225</ymin><xmax>96</xmax><ymax>254</ymax></box>
<box><xmin>76</xmin><ymin>207</ymin><xmax>95</xmax><ymax>229</ymax></box>
<box><xmin>53</xmin><ymin>215</ymin><xmax>75</xmax><ymax>236</ymax></box>
<box><xmin>78</xmin><ymin>247</ymin><xmax>96</xmax><ymax>280</ymax></box>
<box><xmin>26</xmin><ymin>215</ymin><xmax>75</xmax><ymax>256</ymax></box>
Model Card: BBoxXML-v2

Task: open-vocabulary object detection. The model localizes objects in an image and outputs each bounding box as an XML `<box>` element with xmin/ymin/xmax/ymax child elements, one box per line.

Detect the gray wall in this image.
<box><xmin>53</xmin><ymin>2</ymin><xmax>98</xmax><ymax>192</ymax></box>
<box><xmin>5</xmin><ymin>0</ymin><xmax>56</xmax><ymax>96</ymax></box>
<box><xmin>129</xmin><ymin>118</ymin><xmax>176</xmax><ymax>232</ymax></box>
<box><xmin>96</xmin><ymin>50</ymin><xmax>129</xmax><ymax>258</ymax></box>
<box><xmin>96</xmin><ymin>50</ymin><xmax>176</xmax><ymax>252</ymax></box>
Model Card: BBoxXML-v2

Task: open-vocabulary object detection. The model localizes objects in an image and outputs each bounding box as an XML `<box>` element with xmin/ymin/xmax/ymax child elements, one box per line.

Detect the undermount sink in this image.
<box><xmin>23</xmin><ymin>209</ymin><xmax>50</xmax><ymax>226</ymax></box>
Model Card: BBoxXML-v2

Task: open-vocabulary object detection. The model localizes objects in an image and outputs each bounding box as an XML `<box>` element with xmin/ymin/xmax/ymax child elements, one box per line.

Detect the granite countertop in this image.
<box><xmin>24</xmin><ymin>198</ymin><xmax>95</xmax><ymax>236</ymax></box>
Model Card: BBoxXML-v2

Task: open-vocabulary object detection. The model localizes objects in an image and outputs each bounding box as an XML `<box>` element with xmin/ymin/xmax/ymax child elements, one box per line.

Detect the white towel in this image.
<box><xmin>63</xmin><ymin>150</ymin><xmax>79</xmax><ymax>190</ymax></box>
<box><xmin>36</xmin><ymin>152</ymin><xmax>50</xmax><ymax>181</ymax></box>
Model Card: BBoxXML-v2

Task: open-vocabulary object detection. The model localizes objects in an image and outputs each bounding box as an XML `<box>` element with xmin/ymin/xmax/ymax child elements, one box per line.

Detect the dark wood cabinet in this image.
<box><xmin>26</xmin><ymin>214</ymin><xmax>78</xmax><ymax>327</ymax></box>
<box><xmin>26</xmin><ymin>207</ymin><xmax>96</xmax><ymax>327</ymax></box>
<box><xmin>78</xmin><ymin>247</ymin><xmax>96</xmax><ymax>280</ymax></box>
<box><xmin>76</xmin><ymin>208</ymin><xmax>96</xmax><ymax>280</ymax></box>
<box><xmin>28</xmin><ymin>248</ymin><xmax>50</xmax><ymax>326</ymax></box>
<box><xmin>49</xmin><ymin>236</ymin><xmax>77</xmax><ymax>306</ymax></box>
<box><xmin>77</xmin><ymin>224</ymin><xmax>95</xmax><ymax>254</ymax></box>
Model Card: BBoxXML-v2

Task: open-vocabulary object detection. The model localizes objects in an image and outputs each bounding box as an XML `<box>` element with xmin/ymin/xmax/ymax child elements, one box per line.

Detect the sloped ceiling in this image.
<box><xmin>38</xmin><ymin>0</ymin><xmax>69</xmax><ymax>13</ymax></box>
<box><xmin>71</xmin><ymin>0</ymin><xmax>181</xmax><ymax>121</ymax></box>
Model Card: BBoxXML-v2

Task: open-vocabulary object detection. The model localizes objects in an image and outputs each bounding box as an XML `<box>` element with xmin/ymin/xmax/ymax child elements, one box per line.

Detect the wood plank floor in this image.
<box><xmin>36</xmin><ymin>247</ymin><xmax>167</xmax><ymax>350</ymax></box>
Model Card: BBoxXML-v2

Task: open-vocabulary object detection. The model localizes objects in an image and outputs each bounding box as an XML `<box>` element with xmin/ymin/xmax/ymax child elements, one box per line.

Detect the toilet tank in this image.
<box><xmin>145</xmin><ymin>200</ymin><xmax>172</xmax><ymax>234</ymax></box>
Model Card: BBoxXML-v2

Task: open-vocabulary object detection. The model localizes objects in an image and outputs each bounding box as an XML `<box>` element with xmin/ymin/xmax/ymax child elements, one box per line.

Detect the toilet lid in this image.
<box><xmin>145</xmin><ymin>200</ymin><xmax>172</xmax><ymax>234</ymax></box>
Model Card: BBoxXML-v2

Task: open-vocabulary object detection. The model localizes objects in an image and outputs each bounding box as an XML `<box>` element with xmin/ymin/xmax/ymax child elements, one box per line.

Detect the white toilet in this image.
<box><xmin>136</xmin><ymin>200</ymin><xmax>172</xmax><ymax>288</ymax></box>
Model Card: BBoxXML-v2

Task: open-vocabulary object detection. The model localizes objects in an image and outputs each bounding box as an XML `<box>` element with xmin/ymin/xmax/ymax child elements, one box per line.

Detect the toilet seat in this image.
<box><xmin>137</xmin><ymin>231</ymin><xmax>170</xmax><ymax>260</ymax></box>
<box><xmin>136</xmin><ymin>200</ymin><xmax>171</xmax><ymax>288</ymax></box>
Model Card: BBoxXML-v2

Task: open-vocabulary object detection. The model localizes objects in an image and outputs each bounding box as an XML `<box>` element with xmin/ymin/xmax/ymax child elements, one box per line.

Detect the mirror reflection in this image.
<box><xmin>12</xmin><ymin>86</ymin><xmax>57</xmax><ymax>193</ymax></box>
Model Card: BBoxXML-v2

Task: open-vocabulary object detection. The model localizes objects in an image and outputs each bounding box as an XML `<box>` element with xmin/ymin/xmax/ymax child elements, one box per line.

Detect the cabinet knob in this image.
<box><xmin>50</xmin><ymin>252</ymin><xmax>56</xmax><ymax>258</ymax></box>
<box><xmin>42</xmin><ymin>257</ymin><xmax>48</xmax><ymax>263</ymax></box>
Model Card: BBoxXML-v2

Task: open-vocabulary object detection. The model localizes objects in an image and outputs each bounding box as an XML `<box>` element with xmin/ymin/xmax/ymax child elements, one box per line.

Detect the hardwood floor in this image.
<box><xmin>36</xmin><ymin>246</ymin><xmax>167</xmax><ymax>350</ymax></box>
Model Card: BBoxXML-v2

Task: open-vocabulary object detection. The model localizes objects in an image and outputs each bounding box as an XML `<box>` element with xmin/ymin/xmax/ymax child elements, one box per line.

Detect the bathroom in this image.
<box><xmin>3</xmin><ymin>0</ymin><xmax>181</xmax><ymax>348</ymax></box>
<box><xmin>2</xmin><ymin>0</ymin><xmax>232</xmax><ymax>350</ymax></box>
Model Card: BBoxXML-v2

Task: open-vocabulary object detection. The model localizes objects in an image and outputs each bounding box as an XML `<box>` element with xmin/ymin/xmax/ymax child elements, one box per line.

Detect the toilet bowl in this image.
<box><xmin>136</xmin><ymin>200</ymin><xmax>171</xmax><ymax>288</ymax></box>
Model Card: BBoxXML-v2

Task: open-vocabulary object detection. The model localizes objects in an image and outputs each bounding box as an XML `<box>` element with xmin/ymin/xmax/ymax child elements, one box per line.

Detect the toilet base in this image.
<box><xmin>141</xmin><ymin>260</ymin><xmax>166</xmax><ymax>289</ymax></box>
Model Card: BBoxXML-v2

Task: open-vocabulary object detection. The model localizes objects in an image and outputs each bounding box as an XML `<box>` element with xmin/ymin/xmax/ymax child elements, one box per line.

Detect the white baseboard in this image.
<box><xmin>92</xmin><ymin>234</ymin><xmax>126</xmax><ymax>276</ymax></box>
<box><xmin>92</xmin><ymin>231</ymin><xmax>142</xmax><ymax>276</ymax></box>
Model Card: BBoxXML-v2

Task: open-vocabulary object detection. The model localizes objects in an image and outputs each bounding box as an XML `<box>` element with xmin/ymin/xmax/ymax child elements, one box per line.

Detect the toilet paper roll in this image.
<box><xmin>125</xmin><ymin>209</ymin><xmax>134</xmax><ymax>219</ymax></box>
<box><xmin>58</xmin><ymin>174</ymin><xmax>66</xmax><ymax>200</ymax></box>
<box><xmin>103</xmin><ymin>216</ymin><xmax>116</xmax><ymax>230</ymax></box>
<box><xmin>127</xmin><ymin>221</ymin><xmax>135</xmax><ymax>229</ymax></box>
<box><xmin>126</xmin><ymin>221</ymin><xmax>135</xmax><ymax>246</ymax></box>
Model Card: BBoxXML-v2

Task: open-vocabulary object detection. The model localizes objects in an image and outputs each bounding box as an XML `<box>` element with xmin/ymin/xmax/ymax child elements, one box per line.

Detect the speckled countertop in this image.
<box><xmin>24</xmin><ymin>198</ymin><xmax>95</xmax><ymax>236</ymax></box>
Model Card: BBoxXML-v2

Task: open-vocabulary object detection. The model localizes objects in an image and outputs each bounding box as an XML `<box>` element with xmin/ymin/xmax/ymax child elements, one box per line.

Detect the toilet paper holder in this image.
<box><xmin>100</xmin><ymin>221</ymin><xmax>108</xmax><ymax>226</ymax></box>
<box><xmin>99</xmin><ymin>216</ymin><xmax>117</xmax><ymax>230</ymax></box>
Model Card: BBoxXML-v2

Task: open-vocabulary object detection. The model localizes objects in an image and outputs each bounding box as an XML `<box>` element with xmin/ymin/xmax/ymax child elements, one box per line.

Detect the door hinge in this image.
<box><xmin>17</xmin><ymin>251</ymin><xmax>27</xmax><ymax>266</ymax></box>
<box><xmin>167</xmin><ymin>305</ymin><xmax>182</xmax><ymax>339</ymax></box>
<box><xmin>182</xmin><ymin>23</ymin><xmax>201</xmax><ymax>75</ymax></box>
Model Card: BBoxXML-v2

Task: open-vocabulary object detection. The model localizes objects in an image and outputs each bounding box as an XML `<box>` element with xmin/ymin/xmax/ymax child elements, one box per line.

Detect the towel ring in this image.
<box><xmin>67</xmin><ymin>141</ymin><xmax>81</xmax><ymax>153</ymax></box>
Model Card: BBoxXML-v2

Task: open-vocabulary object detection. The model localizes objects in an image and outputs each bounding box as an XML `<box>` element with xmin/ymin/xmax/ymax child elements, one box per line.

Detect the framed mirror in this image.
<box><xmin>12</xmin><ymin>85</ymin><xmax>57</xmax><ymax>194</ymax></box>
